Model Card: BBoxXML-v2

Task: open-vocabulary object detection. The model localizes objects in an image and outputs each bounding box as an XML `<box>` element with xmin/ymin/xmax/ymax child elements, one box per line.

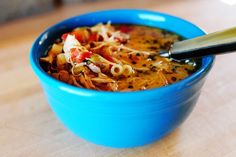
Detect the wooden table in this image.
<box><xmin>1</xmin><ymin>0</ymin><xmax>236</xmax><ymax>156</ymax></box>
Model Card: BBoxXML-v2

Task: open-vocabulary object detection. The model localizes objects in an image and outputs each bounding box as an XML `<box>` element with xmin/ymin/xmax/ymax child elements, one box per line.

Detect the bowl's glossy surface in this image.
<box><xmin>30</xmin><ymin>9</ymin><xmax>214</xmax><ymax>148</ymax></box>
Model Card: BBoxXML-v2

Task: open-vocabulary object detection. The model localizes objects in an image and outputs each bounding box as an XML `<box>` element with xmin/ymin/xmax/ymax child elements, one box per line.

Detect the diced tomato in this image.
<box><xmin>72</xmin><ymin>31</ymin><xmax>84</xmax><ymax>42</ymax></box>
<box><xmin>119</xmin><ymin>25</ymin><xmax>132</xmax><ymax>33</ymax></box>
<box><xmin>70</xmin><ymin>48</ymin><xmax>93</xmax><ymax>63</ymax></box>
<box><xmin>82</xmin><ymin>51</ymin><xmax>93</xmax><ymax>60</ymax></box>
<box><xmin>109</xmin><ymin>64</ymin><xmax>113</xmax><ymax>69</ymax></box>
<box><xmin>88</xmin><ymin>33</ymin><xmax>98</xmax><ymax>42</ymax></box>
<box><xmin>102</xmin><ymin>53</ymin><xmax>114</xmax><ymax>62</ymax></box>
<box><xmin>61</xmin><ymin>33</ymin><xmax>69</xmax><ymax>40</ymax></box>
<box><xmin>97</xmin><ymin>47</ymin><xmax>113</xmax><ymax>62</ymax></box>
<box><xmin>76</xmin><ymin>51</ymin><xmax>93</xmax><ymax>63</ymax></box>
<box><xmin>70</xmin><ymin>48</ymin><xmax>79</xmax><ymax>62</ymax></box>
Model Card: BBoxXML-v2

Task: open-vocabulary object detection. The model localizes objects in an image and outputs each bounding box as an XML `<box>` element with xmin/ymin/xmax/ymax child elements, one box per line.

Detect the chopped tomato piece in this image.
<box><xmin>61</xmin><ymin>33</ymin><xmax>69</xmax><ymax>40</ymax></box>
<box><xmin>70</xmin><ymin>48</ymin><xmax>79</xmax><ymax>62</ymax></box>
<box><xmin>89</xmin><ymin>33</ymin><xmax>98</xmax><ymax>42</ymax></box>
<box><xmin>102</xmin><ymin>53</ymin><xmax>114</xmax><ymax>62</ymax></box>
<box><xmin>100</xmin><ymin>48</ymin><xmax>114</xmax><ymax>62</ymax></box>
<box><xmin>119</xmin><ymin>25</ymin><xmax>132</xmax><ymax>33</ymax></box>
<box><xmin>72</xmin><ymin>31</ymin><xmax>84</xmax><ymax>42</ymax></box>
<box><xmin>76</xmin><ymin>51</ymin><xmax>93</xmax><ymax>63</ymax></box>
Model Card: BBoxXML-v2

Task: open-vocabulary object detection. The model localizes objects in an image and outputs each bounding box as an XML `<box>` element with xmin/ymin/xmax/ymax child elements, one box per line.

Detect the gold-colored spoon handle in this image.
<box><xmin>163</xmin><ymin>27</ymin><xmax>236</xmax><ymax>59</ymax></box>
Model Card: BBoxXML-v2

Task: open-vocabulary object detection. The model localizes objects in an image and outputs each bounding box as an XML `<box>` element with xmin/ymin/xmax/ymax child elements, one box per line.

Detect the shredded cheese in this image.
<box><xmin>63</xmin><ymin>35</ymin><xmax>81</xmax><ymax>62</ymax></box>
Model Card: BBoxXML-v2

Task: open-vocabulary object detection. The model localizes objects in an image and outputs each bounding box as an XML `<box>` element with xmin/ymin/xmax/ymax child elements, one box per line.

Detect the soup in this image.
<box><xmin>40</xmin><ymin>23</ymin><xmax>197</xmax><ymax>91</ymax></box>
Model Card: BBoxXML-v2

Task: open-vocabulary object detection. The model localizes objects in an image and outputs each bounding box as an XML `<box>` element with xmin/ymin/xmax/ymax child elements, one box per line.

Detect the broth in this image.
<box><xmin>40</xmin><ymin>23</ymin><xmax>198</xmax><ymax>91</ymax></box>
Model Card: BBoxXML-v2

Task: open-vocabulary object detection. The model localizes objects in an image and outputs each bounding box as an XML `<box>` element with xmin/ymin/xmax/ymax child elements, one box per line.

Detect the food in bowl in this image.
<box><xmin>30</xmin><ymin>9</ymin><xmax>214</xmax><ymax>148</ymax></box>
<box><xmin>40</xmin><ymin>23</ymin><xmax>198</xmax><ymax>91</ymax></box>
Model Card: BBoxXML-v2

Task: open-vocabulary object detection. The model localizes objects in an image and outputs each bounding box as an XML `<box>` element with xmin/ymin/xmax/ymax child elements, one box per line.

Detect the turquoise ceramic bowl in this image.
<box><xmin>30</xmin><ymin>9</ymin><xmax>214</xmax><ymax>148</ymax></box>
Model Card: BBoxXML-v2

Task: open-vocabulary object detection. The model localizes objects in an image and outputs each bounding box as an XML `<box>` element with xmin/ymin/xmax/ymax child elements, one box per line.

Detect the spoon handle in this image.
<box><xmin>168</xmin><ymin>27</ymin><xmax>236</xmax><ymax>60</ymax></box>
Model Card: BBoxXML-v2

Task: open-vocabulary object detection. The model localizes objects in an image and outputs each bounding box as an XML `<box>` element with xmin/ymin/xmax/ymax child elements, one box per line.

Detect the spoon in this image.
<box><xmin>159</xmin><ymin>27</ymin><xmax>236</xmax><ymax>60</ymax></box>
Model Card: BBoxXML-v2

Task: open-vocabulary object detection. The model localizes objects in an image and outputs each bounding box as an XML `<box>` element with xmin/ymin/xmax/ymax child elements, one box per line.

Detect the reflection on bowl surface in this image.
<box><xmin>30</xmin><ymin>9</ymin><xmax>214</xmax><ymax>148</ymax></box>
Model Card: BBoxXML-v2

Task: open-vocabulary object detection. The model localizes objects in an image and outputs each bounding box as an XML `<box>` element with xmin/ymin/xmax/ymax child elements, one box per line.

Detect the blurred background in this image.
<box><xmin>0</xmin><ymin>0</ymin><xmax>103</xmax><ymax>24</ymax></box>
<box><xmin>0</xmin><ymin>0</ymin><xmax>236</xmax><ymax>157</ymax></box>
<box><xmin>0</xmin><ymin>0</ymin><xmax>235</xmax><ymax>26</ymax></box>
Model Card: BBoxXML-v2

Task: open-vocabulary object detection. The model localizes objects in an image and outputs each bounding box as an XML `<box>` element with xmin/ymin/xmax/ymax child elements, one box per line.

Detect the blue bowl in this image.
<box><xmin>30</xmin><ymin>9</ymin><xmax>214</xmax><ymax>148</ymax></box>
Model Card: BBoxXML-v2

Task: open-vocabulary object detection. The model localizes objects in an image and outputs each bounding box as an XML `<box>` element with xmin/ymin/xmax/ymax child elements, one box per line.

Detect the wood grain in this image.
<box><xmin>0</xmin><ymin>0</ymin><xmax>236</xmax><ymax>156</ymax></box>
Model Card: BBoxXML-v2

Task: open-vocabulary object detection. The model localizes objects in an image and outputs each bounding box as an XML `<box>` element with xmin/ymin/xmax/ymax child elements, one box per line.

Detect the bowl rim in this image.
<box><xmin>30</xmin><ymin>9</ymin><xmax>214</xmax><ymax>97</ymax></box>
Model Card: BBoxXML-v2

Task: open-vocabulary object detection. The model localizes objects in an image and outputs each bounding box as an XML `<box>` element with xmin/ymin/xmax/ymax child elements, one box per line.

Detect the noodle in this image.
<box><xmin>40</xmin><ymin>23</ymin><xmax>197</xmax><ymax>91</ymax></box>
<box><xmin>122</xmin><ymin>64</ymin><xmax>134</xmax><ymax>76</ymax></box>
<box><xmin>110</xmin><ymin>64</ymin><xmax>124</xmax><ymax>76</ymax></box>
